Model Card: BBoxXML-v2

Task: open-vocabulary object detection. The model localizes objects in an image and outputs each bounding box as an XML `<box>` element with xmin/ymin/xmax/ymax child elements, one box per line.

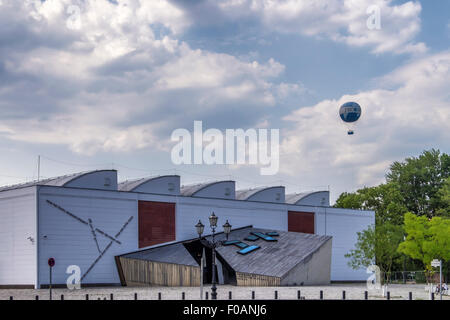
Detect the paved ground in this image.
<box><xmin>1</xmin><ymin>283</ymin><xmax>449</xmax><ymax>300</ymax></box>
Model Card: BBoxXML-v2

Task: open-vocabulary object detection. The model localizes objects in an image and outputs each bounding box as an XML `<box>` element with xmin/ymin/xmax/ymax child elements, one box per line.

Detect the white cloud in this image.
<box><xmin>281</xmin><ymin>51</ymin><xmax>450</xmax><ymax>188</ymax></box>
<box><xmin>216</xmin><ymin>0</ymin><xmax>426</xmax><ymax>55</ymax></box>
<box><xmin>0</xmin><ymin>0</ymin><xmax>292</xmax><ymax>155</ymax></box>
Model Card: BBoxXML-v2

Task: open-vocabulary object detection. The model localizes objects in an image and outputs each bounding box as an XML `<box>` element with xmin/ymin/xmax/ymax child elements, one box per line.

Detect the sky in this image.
<box><xmin>0</xmin><ymin>0</ymin><xmax>449</xmax><ymax>203</ymax></box>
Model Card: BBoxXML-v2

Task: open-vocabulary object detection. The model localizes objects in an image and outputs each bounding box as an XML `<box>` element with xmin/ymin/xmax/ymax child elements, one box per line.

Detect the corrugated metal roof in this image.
<box><xmin>210</xmin><ymin>227</ymin><xmax>331</xmax><ymax>278</ymax></box>
<box><xmin>236</xmin><ymin>187</ymin><xmax>266</xmax><ymax>200</ymax></box>
<box><xmin>235</xmin><ymin>186</ymin><xmax>282</xmax><ymax>200</ymax></box>
<box><xmin>118</xmin><ymin>177</ymin><xmax>150</xmax><ymax>191</ymax></box>
<box><xmin>0</xmin><ymin>170</ymin><xmax>111</xmax><ymax>192</ymax></box>
<box><xmin>118</xmin><ymin>175</ymin><xmax>178</xmax><ymax>192</ymax></box>
<box><xmin>285</xmin><ymin>191</ymin><xmax>327</xmax><ymax>204</ymax></box>
<box><xmin>122</xmin><ymin>227</ymin><xmax>331</xmax><ymax>278</ymax></box>
<box><xmin>120</xmin><ymin>243</ymin><xmax>198</xmax><ymax>266</ymax></box>
<box><xmin>180</xmin><ymin>180</ymin><xmax>232</xmax><ymax>196</ymax></box>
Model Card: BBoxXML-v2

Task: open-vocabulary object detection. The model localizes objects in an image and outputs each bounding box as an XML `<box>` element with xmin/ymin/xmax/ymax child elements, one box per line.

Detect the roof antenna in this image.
<box><xmin>37</xmin><ymin>155</ymin><xmax>41</xmax><ymax>182</ymax></box>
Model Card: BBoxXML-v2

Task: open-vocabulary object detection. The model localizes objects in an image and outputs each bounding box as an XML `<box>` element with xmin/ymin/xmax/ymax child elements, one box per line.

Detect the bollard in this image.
<box><xmin>229</xmin><ymin>291</ymin><xmax>232</xmax><ymax>300</ymax></box>
<box><xmin>342</xmin><ymin>291</ymin><xmax>346</xmax><ymax>300</ymax></box>
<box><xmin>134</xmin><ymin>293</ymin><xmax>138</xmax><ymax>300</ymax></box>
<box><xmin>182</xmin><ymin>292</ymin><xmax>185</xmax><ymax>300</ymax></box>
<box><xmin>10</xmin><ymin>296</ymin><xmax>13</xmax><ymax>300</ymax></box>
<box><xmin>387</xmin><ymin>291</ymin><xmax>390</xmax><ymax>300</ymax></box>
<box><xmin>252</xmin><ymin>291</ymin><xmax>255</xmax><ymax>300</ymax></box>
<box><xmin>274</xmin><ymin>290</ymin><xmax>278</xmax><ymax>300</ymax></box>
<box><xmin>85</xmin><ymin>294</ymin><xmax>89</xmax><ymax>300</ymax></box>
<box><xmin>110</xmin><ymin>293</ymin><xmax>114</xmax><ymax>300</ymax></box>
<box><xmin>35</xmin><ymin>295</ymin><xmax>39</xmax><ymax>300</ymax></box>
<box><xmin>431</xmin><ymin>292</ymin><xmax>434</xmax><ymax>300</ymax></box>
<box><xmin>205</xmin><ymin>292</ymin><xmax>208</xmax><ymax>300</ymax></box>
<box><xmin>320</xmin><ymin>290</ymin><xmax>323</xmax><ymax>300</ymax></box>
<box><xmin>158</xmin><ymin>292</ymin><xmax>162</xmax><ymax>300</ymax></box>
<box><xmin>408</xmin><ymin>292</ymin><xmax>412</xmax><ymax>300</ymax></box>
<box><xmin>364</xmin><ymin>291</ymin><xmax>368</xmax><ymax>300</ymax></box>
<box><xmin>61</xmin><ymin>294</ymin><xmax>64</xmax><ymax>301</ymax></box>
<box><xmin>297</xmin><ymin>290</ymin><xmax>301</xmax><ymax>300</ymax></box>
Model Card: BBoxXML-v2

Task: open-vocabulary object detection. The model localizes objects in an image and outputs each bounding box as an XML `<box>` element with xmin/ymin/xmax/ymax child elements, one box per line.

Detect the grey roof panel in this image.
<box><xmin>235</xmin><ymin>187</ymin><xmax>268</xmax><ymax>200</ymax></box>
<box><xmin>210</xmin><ymin>227</ymin><xmax>331</xmax><ymax>278</ymax></box>
<box><xmin>236</xmin><ymin>186</ymin><xmax>284</xmax><ymax>201</ymax></box>
<box><xmin>118</xmin><ymin>177</ymin><xmax>151</xmax><ymax>192</ymax></box>
<box><xmin>121</xmin><ymin>243</ymin><xmax>198</xmax><ymax>266</ymax></box>
<box><xmin>118</xmin><ymin>175</ymin><xmax>179</xmax><ymax>192</ymax></box>
<box><xmin>0</xmin><ymin>170</ymin><xmax>115</xmax><ymax>192</ymax></box>
<box><xmin>119</xmin><ymin>226</ymin><xmax>331</xmax><ymax>278</ymax></box>
<box><xmin>180</xmin><ymin>180</ymin><xmax>233</xmax><ymax>197</ymax></box>
<box><xmin>285</xmin><ymin>191</ymin><xmax>328</xmax><ymax>205</ymax></box>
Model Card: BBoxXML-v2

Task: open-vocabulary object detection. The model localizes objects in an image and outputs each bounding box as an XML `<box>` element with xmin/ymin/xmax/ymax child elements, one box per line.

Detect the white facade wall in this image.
<box><xmin>0</xmin><ymin>187</ymin><xmax>37</xmax><ymax>287</ymax></box>
<box><xmin>37</xmin><ymin>187</ymin><xmax>138</xmax><ymax>287</ymax></box>
<box><xmin>313</xmin><ymin>206</ymin><xmax>374</xmax><ymax>281</ymax></box>
<box><xmin>174</xmin><ymin>197</ymin><xmax>287</xmax><ymax>241</ymax></box>
<box><xmin>0</xmin><ymin>184</ymin><xmax>374</xmax><ymax>287</ymax></box>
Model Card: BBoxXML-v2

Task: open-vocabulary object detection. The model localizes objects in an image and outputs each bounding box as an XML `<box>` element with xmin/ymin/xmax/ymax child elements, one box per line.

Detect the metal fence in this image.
<box><xmin>383</xmin><ymin>271</ymin><xmax>447</xmax><ymax>284</ymax></box>
<box><xmin>5</xmin><ymin>288</ymin><xmax>448</xmax><ymax>301</ymax></box>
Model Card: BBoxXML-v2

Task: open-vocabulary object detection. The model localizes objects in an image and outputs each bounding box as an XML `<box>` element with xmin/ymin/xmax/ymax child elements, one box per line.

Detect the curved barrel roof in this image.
<box><xmin>236</xmin><ymin>186</ymin><xmax>285</xmax><ymax>203</ymax></box>
<box><xmin>285</xmin><ymin>191</ymin><xmax>330</xmax><ymax>206</ymax></box>
<box><xmin>118</xmin><ymin>175</ymin><xmax>180</xmax><ymax>195</ymax></box>
<box><xmin>0</xmin><ymin>170</ymin><xmax>117</xmax><ymax>192</ymax></box>
<box><xmin>180</xmin><ymin>180</ymin><xmax>235</xmax><ymax>199</ymax></box>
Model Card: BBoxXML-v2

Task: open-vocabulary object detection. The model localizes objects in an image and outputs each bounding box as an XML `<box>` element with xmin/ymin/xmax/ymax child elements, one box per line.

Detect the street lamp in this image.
<box><xmin>195</xmin><ymin>220</ymin><xmax>205</xmax><ymax>238</ymax></box>
<box><xmin>195</xmin><ymin>213</ymin><xmax>231</xmax><ymax>300</ymax></box>
<box><xmin>223</xmin><ymin>220</ymin><xmax>232</xmax><ymax>240</ymax></box>
<box><xmin>209</xmin><ymin>212</ymin><xmax>218</xmax><ymax>229</ymax></box>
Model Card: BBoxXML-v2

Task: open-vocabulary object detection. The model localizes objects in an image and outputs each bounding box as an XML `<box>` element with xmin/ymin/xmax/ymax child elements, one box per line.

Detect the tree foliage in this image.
<box><xmin>436</xmin><ymin>177</ymin><xmax>450</xmax><ymax>217</ymax></box>
<box><xmin>398</xmin><ymin>212</ymin><xmax>450</xmax><ymax>266</ymax></box>
<box><xmin>337</xmin><ymin>149</ymin><xmax>450</xmax><ymax>274</ymax></box>
<box><xmin>386</xmin><ymin>149</ymin><xmax>450</xmax><ymax>218</ymax></box>
<box><xmin>335</xmin><ymin>182</ymin><xmax>408</xmax><ymax>225</ymax></box>
<box><xmin>345</xmin><ymin>223</ymin><xmax>404</xmax><ymax>276</ymax></box>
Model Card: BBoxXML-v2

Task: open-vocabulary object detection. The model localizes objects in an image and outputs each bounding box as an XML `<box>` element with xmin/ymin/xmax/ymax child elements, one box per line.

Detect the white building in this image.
<box><xmin>0</xmin><ymin>170</ymin><xmax>374</xmax><ymax>288</ymax></box>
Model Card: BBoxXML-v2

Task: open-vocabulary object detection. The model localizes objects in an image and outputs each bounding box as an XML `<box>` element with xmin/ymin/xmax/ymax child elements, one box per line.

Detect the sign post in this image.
<box><xmin>200</xmin><ymin>248</ymin><xmax>205</xmax><ymax>300</ymax></box>
<box><xmin>48</xmin><ymin>258</ymin><xmax>55</xmax><ymax>301</ymax></box>
<box><xmin>431</xmin><ymin>259</ymin><xmax>442</xmax><ymax>301</ymax></box>
<box><xmin>440</xmin><ymin>260</ymin><xmax>443</xmax><ymax>301</ymax></box>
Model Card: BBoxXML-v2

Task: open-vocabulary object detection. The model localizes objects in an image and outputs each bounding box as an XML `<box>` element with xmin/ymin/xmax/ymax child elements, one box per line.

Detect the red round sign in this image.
<box><xmin>48</xmin><ymin>258</ymin><xmax>55</xmax><ymax>267</ymax></box>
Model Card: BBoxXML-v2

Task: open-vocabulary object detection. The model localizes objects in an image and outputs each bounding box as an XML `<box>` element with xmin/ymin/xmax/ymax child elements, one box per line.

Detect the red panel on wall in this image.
<box><xmin>138</xmin><ymin>201</ymin><xmax>175</xmax><ymax>248</ymax></box>
<box><xmin>288</xmin><ymin>211</ymin><xmax>315</xmax><ymax>234</ymax></box>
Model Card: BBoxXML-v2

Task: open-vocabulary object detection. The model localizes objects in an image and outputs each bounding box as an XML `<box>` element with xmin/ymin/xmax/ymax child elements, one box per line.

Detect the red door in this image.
<box><xmin>288</xmin><ymin>211</ymin><xmax>315</xmax><ymax>234</ymax></box>
<box><xmin>138</xmin><ymin>201</ymin><xmax>175</xmax><ymax>248</ymax></box>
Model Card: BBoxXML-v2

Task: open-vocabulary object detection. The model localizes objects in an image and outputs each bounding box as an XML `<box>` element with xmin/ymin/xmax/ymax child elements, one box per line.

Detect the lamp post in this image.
<box><xmin>195</xmin><ymin>213</ymin><xmax>231</xmax><ymax>300</ymax></box>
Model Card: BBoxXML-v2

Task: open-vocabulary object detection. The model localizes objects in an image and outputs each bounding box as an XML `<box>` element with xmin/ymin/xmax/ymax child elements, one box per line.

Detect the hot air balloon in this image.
<box><xmin>339</xmin><ymin>102</ymin><xmax>361</xmax><ymax>135</ymax></box>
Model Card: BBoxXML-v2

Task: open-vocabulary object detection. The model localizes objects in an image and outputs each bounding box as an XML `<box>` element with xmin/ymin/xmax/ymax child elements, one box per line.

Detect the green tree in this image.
<box><xmin>436</xmin><ymin>177</ymin><xmax>450</xmax><ymax>217</ymax></box>
<box><xmin>337</xmin><ymin>149</ymin><xmax>450</xmax><ymax>277</ymax></box>
<box><xmin>386</xmin><ymin>149</ymin><xmax>450</xmax><ymax>218</ymax></box>
<box><xmin>398</xmin><ymin>212</ymin><xmax>450</xmax><ymax>266</ymax></box>
<box><xmin>345</xmin><ymin>222</ymin><xmax>404</xmax><ymax>280</ymax></box>
<box><xmin>335</xmin><ymin>182</ymin><xmax>408</xmax><ymax>225</ymax></box>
